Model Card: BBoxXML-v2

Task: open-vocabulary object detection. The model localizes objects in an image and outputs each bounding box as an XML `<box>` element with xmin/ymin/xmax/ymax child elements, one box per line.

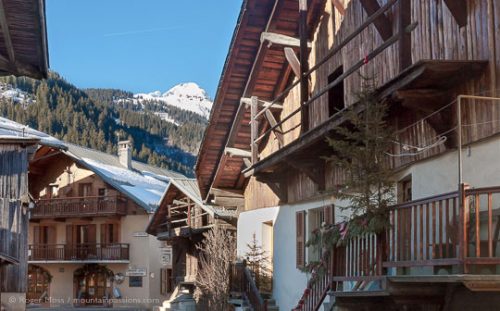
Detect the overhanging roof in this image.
<box><xmin>195</xmin><ymin>0</ymin><xmax>326</xmax><ymax>200</ymax></box>
<box><xmin>0</xmin><ymin>0</ymin><xmax>49</xmax><ymax>79</ymax></box>
<box><xmin>146</xmin><ymin>178</ymin><xmax>237</xmax><ymax>235</ymax></box>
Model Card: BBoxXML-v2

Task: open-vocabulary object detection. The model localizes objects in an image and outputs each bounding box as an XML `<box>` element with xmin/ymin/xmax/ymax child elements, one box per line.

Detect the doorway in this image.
<box><xmin>74</xmin><ymin>264</ymin><xmax>113</xmax><ymax>306</ymax></box>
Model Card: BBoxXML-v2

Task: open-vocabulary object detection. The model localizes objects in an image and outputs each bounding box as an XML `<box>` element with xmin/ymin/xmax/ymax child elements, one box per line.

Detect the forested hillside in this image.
<box><xmin>0</xmin><ymin>72</ymin><xmax>210</xmax><ymax>176</ymax></box>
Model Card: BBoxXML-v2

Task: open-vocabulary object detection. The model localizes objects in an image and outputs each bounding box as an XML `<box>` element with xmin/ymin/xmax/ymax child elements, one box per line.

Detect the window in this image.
<box><xmin>79</xmin><ymin>183</ymin><xmax>92</xmax><ymax>197</ymax></box>
<box><xmin>129</xmin><ymin>276</ymin><xmax>143</xmax><ymax>287</ymax></box>
<box><xmin>307</xmin><ymin>208</ymin><xmax>325</xmax><ymax>262</ymax></box>
<box><xmin>296</xmin><ymin>211</ymin><xmax>306</xmax><ymax>269</ymax></box>
<box><xmin>398</xmin><ymin>175</ymin><xmax>412</xmax><ymax>203</ymax></box>
<box><xmin>296</xmin><ymin>206</ymin><xmax>334</xmax><ymax>267</ymax></box>
<box><xmin>328</xmin><ymin>66</ymin><xmax>345</xmax><ymax>116</ymax></box>
<box><xmin>160</xmin><ymin>268</ymin><xmax>173</xmax><ymax>295</ymax></box>
<box><xmin>98</xmin><ymin>188</ymin><xmax>107</xmax><ymax>197</ymax></box>
<box><xmin>100</xmin><ymin>223</ymin><xmax>119</xmax><ymax>244</ymax></box>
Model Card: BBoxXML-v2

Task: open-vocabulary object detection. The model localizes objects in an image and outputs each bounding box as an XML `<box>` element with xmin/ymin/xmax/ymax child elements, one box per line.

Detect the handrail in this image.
<box><xmin>28</xmin><ymin>243</ymin><xmax>130</xmax><ymax>261</ymax></box>
<box><xmin>36</xmin><ymin>195</ymin><xmax>124</xmax><ymax>201</ymax></box>
<box><xmin>31</xmin><ymin>195</ymin><xmax>127</xmax><ymax>218</ymax></box>
<box><xmin>255</xmin><ymin>0</ymin><xmax>399</xmax><ymax>120</ymax></box>
<box><xmin>230</xmin><ymin>261</ymin><xmax>267</xmax><ymax>311</ymax></box>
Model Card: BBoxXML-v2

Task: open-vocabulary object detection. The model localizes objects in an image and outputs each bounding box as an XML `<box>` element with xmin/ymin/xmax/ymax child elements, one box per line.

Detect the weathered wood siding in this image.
<box><xmin>245</xmin><ymin>0</ymin><xmax>500</xmax><ymax>209</ymax></box>
<box><xmin>0</xmin><ymin>144</ymin><xmax>30</xmax><ymax>293</ymax></box>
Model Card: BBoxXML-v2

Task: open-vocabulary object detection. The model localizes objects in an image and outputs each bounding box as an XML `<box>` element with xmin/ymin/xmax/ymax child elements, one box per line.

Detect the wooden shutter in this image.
<box><xmin>296</xmin><ymin>211</ymin><xmax>306</xmax><ymax>268</ymax></box>
<box><xmin>88</xmin><ymin>224</ymin><xmax>96</xmax><ymax>244</ymax></box>
<box><xmin>47</xmin><ymin>226</ymin><xmax>57</xmax><ymax>244</ymax></box>
<box><xmin>100</xmin><ymin>224</ymin><xmax>106</xmax><ymax>244</ymax></box>
<box><xmin>33</xmin><ymin>226</ymin><xmax>41</xmax><ymax>244</ymax></box>
<box><xmin>113</xmin><ymin>223</ymin><xmax>120</xmax><ymax>243</ymax></box>
<box><xmin>324</xmin><ymin>204</ymin><xmax>335</xmax><ymax>225</ymax></box>
<box><xmin>66</xmin><ymin>225</ymin><xmax>73</xmax><ymax>244</ymax></box>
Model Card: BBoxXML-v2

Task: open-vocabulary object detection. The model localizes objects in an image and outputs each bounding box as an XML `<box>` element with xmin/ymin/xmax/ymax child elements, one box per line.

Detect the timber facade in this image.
<box><xmin>0</xmin><ymin>1</ymin><xmax>49</xmax><ymax>310</ymax></box>
<box><xmin>196</xmin><ymin>0</ymin><xmax>500</xmax><ymax>310</ymax></box>
<box><xmin>146</xmin><ymin>178</ymin><xmax>236</xmax><ymax>308</ymax></box>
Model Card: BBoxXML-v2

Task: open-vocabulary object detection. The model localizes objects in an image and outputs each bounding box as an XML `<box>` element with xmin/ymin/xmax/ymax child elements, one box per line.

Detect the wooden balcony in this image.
<box><xmin>293</xmin><ymin>185</ymin><xmax>500</xmax><ymax>310</ymax></box>
<box><xmin>31</xmin><ymin>196</ymin><xmax>127</xmax><ymax>219</ymax></box>
<box><xmin>28</xmin><ymin>243</ymin><xmax>130</xmax><ymax>262</ymax></box>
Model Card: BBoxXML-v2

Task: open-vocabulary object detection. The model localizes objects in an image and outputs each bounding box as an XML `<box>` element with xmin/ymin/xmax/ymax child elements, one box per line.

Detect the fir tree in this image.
<box><xmin>245</xmin><ymin>233</ymin><xmax>272</xmax><ymax>293</ymax></box>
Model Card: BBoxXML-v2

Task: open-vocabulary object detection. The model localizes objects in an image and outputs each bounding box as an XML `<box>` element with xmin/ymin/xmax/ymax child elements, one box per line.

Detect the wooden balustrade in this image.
<box><xmin>28</xmin><ymin>243</ymin><xmax>130</xmax><ymax>261</ymax></box>
<box><xmin>31</xmin><ymin>196</ymin><xmax>127</xmax><ymax>219</ymax></box>
<box><xmin>230</xmin><ymin>261</ymin><xmax>267</xmax><ymax>311</ymax></box>
<box><xmin>293</xmin><ymin>185</ymin><xmax>500</xmax><ymax>310</ymax></box>
<box><xmin>463</xmin><ymin>187</ymin><xmax>500</xmax><ymax>270</ymax></box>
<box><xmin>385</xmin><ymin>191</ymin><xmax>461</xmax><ymax>267</ymax></box>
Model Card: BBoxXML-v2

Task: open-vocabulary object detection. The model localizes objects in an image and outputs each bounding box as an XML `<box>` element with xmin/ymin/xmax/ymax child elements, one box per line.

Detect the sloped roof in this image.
<box><xmin>146</xmin><ymin>177</ymin><xmax>237</xmax><ymax>235</ymax></box>
<box><xmin>167</xmin><ymin>178</ymin><xmax>237</xmax><ymax>219</ymax></box>
<box><xmin>0</xmin><ymin>117</ymin><xmax>65</xmax><ymax>149</ymax></box>
<box><xmin>63</xmin><ymin>143</ymin><xmax>185</xmax><ymax>212</ymax></box>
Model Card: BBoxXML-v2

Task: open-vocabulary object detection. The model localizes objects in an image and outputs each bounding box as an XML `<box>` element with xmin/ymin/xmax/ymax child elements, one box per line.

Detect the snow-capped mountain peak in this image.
<box><xmin>133</xmin><ymin>82</ymin><xmax>213</xmax><ymax>119</ymax></box>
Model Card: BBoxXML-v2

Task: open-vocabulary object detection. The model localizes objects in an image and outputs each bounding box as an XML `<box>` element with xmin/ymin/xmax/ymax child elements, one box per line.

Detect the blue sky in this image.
<box><xmin>46</xmin><ymin>0</ymin><xmax>242</xmax><ymax>98</ymax></box>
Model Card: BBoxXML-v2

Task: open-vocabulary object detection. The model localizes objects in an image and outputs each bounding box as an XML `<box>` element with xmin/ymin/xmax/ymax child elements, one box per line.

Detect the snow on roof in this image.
<box><xmin>0</xmin><ymin>117</ymin><xmax>66</xmax><ymax>149</ymax></box>
<box><xmin>81</xmin><ymin>157</ymin><xmax>168</xmax><ymax>210</ymax></box>
<box><xmin>64</xmin><ymin>143</ymin><xmax>185</xmax><ymax>212</ymax></box>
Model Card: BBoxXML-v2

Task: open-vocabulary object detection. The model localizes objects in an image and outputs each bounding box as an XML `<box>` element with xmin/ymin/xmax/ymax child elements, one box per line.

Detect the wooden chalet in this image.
<box><xmin>25</xmin><ymin>139</ymin><xmax>182</xmax><ymax>308</ymax></box>
<box><xmin>0</xmin><ymin>1</ymin><xmax>48</xmax><ymax>309</ymax></box>
<box><xmin>146</xmin><ymin>178</ymin><xmax>236</xmax><ymax>303</ymax></box>
<box><xmin>196</xmin><ymin>0</ymin><xmax>500</xmax><ymax>310</ymax></box>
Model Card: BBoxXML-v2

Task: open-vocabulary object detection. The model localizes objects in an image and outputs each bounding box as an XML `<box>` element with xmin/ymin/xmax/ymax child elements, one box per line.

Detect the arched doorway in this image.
<box><xmin>27</xmin><ymin>265</ymin><xmax>51</xmax><ymax>303</ymax></box>
<box><xmin>73</xmin><ymin>264</ymin><xmax>113</xmax><ymax>306</ymax></box>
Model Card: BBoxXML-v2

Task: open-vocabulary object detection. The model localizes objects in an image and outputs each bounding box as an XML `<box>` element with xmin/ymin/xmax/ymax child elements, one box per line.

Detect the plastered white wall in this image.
<box><xmin>236</xmin><ymin>207</ymin><xmax>279</xmax><ymax>258</ymax></box>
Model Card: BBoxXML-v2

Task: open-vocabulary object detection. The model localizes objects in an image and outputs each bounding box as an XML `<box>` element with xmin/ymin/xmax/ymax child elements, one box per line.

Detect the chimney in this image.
<box><xmin>118</xmin><ymin>140</ymin><xmax>132</xmax><ymax>169</ymax></box>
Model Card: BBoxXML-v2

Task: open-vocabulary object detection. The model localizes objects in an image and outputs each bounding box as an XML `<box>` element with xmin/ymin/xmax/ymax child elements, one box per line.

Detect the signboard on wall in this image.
<box><xmin>160</xmin><ymin>246</ymin><xmax>173</xmax><ymax>267</ymax></box>
<box><xmin>126</xmin><ymin>267</ymin><xmax>147</xmax><ymax>277</ymax></box>
<box><xmin>132</xmin><ymin>231</ymin><xmax>149</xmax><ymax>237</ymax></box>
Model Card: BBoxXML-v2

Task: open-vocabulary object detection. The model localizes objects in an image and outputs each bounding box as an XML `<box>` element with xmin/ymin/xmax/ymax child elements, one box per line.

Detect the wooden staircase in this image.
<box><xmin>229</xmin><ymin>261</ymin><xmax>279</xmax><ymax>311</ymax></box>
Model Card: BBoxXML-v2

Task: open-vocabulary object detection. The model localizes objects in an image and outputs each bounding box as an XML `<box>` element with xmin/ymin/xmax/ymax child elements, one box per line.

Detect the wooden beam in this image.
<box><xmin>264</xmin><ymin>110</ymin><xmax>284</xmax><ymax>147</ymax></box>
<box><xmin>360</xmin><ymin>0</ymin><xmax>393</xmax><ymax>41</ymax></box>
<box><xmin>443</xmin><ymin>0</ymin><xmax>467</xmax><ymax>27</ymax></box>
<box><xmin>224</xmin><ymin>147</ymin><xmax>251</xmax><ymax>158</ymax></box>
<box><xmin>284</xmin><ymin>47</ymin><xmax>301</xmax><ymax>77</ymax></box>
<box><xmin>250</xmin><ymin>96</ymin><xmax>259</xmax><ymax>164</ymax></box>
<box><xmin>210</xmin><ymin>188</ymin><xmax>244</xmax><ymax>198</ymax></box>
<box><xmin>260</xmin><ymin>32</ymin><xmax>311</xmax><ymax>49</ymax></box>
<box><xmin>398</xmin><ymin>0</ymin><xmax>412</xmax><ymax>71</ymax></box>
<box><xmin>213</xmin><ymin>196</ymin><xmax>244</xmax><ymax>208</ymax></box>
<box><xmin>0</xmin><ymin>0</ymin><xmax>15</xmax><ymax>63</ymax></box>
<box><xmin>331</xmin><ymin>0</ymin><xmax>345</xmax><ymax>15</ymax></box>
<box><xmin>241</xmin><ymin>97</ymin><xmax>283</xmax><ymax>110</ymax></box>
<box><xmin>299</xmin><ymin>0</ymin><xmax>310</xmax><ymax>133</ymax></box>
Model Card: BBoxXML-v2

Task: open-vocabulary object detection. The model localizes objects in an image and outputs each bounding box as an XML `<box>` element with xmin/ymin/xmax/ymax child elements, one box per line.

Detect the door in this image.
<box><xmin>74</xmin><ymin>265</ymin><xmax>112</xmax><ymax>306</ymax></box>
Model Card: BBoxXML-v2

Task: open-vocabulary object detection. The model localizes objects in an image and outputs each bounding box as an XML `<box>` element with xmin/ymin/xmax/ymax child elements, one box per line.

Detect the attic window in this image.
<box><xmin>328</xmin><ymin>66</ymin><xmax>344</xmax><ymax>116</ymax></box>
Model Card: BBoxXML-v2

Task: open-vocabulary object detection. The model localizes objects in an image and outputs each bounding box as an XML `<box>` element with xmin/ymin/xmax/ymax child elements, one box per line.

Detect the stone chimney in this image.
<box><xmin>118</xmin><ymin>140</ymin><xmax>132</xmax><ymax>169</ymax></box>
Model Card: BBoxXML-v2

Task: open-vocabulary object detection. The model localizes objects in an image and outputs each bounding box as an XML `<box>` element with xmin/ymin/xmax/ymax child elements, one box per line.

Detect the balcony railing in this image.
<box><xmin>28</xmin><ymin>243</ymin><xmax>130</xmax><ymax>262</ymax></box>
<box><xmin>294</xmin><ymin>184</ymin><xmax>500</xmax><ymax>311</ymax></box>
<box><xmin>31</xmin><ymin>196</ymin><xmax>127</xmax><ymax>219</ymax></box>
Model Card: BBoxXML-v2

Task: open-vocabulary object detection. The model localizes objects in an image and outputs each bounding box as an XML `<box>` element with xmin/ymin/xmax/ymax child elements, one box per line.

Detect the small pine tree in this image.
<box><xmin>326</xmin><ymin>77</ymin><xmax>395</xmax><ymax>235</ymax></box>
<box><xmin>245</xmin><ymin>233</ymin><xmax>272</xmax><ymax>293</ymax></box>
